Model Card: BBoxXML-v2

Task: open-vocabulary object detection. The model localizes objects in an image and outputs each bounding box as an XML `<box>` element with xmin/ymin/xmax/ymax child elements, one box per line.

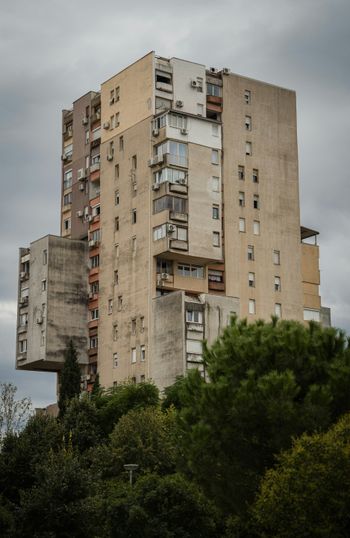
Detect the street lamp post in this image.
<box><xmin>124</xmin><ymin>463</ymin><xmax>139</xmax><ymax>486</ymax></box>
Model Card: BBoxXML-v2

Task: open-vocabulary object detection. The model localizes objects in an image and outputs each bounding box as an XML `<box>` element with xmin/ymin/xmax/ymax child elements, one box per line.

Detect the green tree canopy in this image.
<box><xmin>63</xmin><ymin>395</ymin><xmax>102</xmax><ymax>453</ymax></box>
<box><xmin>253</xmin><ymin>412</ymin><xmax>350</xmax><ymax>538</ymax></box>
<box><xmin>177</xmin><ymin>317</ymin><xmax>350</xmax><ymax>515</ymax></box>
<box><xmin>58</xmin><ymin>340</ymin><xmax>81</xmax><ymax>417</ymax></box>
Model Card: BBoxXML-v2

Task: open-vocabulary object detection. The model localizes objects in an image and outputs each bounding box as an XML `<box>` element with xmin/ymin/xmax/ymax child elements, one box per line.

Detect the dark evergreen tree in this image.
<box><xmin>58</xmin><ymin>340</ymin><xmax>81</xmax><ymax>418</ymax></box>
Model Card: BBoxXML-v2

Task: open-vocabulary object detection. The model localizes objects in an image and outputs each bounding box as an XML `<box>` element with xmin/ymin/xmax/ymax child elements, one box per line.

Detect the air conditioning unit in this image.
<box><xmin>191</xmin><ymin>80</ymin><xmax>198</xmax><ymax>87</ymax></box>
<box><xmin>175</xmin><ymin>100</ymin><xmax>184</xmax><ymax>108</ymax></box>
<box><xmin>152</xmin><ymin>128</ymin><xmax>159</xmax><ymax>137</ymax></box>
<box><xmin>79</xmin><ymin>183</ymin><xmax>85</xmax><ymax>191</ymax></box>
<box><xmin>161</xmin><ymin>272</ymin><xmax>169</xmax><ymax>280</ymax></box>
<box><xmin>167</xmin><ymin>224</ymin><xmax>175</xmax><ymax>233</ymax></box>
<box><xmin>82</xmin><ymin>116</ymin><xmax>89</xmax><ymax>125</ymax></box>
<box><xmin>103</xmin><ymin>121</ymin><xmax>110</xmax><ymax>129</ymax></box>
<box><xmin>77</xmin><ymin>168</ymin><xmax>85</xmax><ymax>181</ymax></box>
<box><xmin>107</xmin><ymin>153</ymin><xmax>114</xmax><ymax>161</ymax></box>
<box><xmin>210</xmin><ymin>67</ymin><xmax>218</xmax><ymax>74</ymax></box>
<box><xmin>152</xmin><ymin>184</ymin><xmax>160</xmax><ymax>191</ymax></box>
<box><xmin>88</xmin><ymin>215</ymin><xmax>94</xmax><ymax>222</ymax></box>
<box><xmin>179</xmin><ymin>178</ymin><xmax>187</xmax><ymax>185</ymax></box>
<box><xmin>222</xmin><ymin>67</ymin><xmax>230</xmax><ymax>75</ymax></box>
<box><xmin>180</xmin><ymin>128</ymin><xmax>188</xmax><ymax>135</ymax></box>
<box><xmin>76</xmin><ymin>210</ymin><xmax>84</xmax><ymax>218</ymax></box>
<box><xmin>89</xmin><ymin>240</ymin><xmax>97</xmax><ymax>248</ymax></box>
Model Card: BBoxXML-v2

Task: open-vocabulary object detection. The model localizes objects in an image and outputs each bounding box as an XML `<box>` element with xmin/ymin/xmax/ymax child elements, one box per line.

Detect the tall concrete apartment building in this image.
<box><xmin>16</xmin><ymin>52</ymin><xmax>329</xmax><ymax>393</ymax></box>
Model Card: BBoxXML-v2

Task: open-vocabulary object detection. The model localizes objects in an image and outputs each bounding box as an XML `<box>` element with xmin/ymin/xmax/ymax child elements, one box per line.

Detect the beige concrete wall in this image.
<box><xmin>101</xmin><ymin>52</ymin><xmax>154</xmax><ymax>144</ymax></box>
<box><xmin>98</xmin><ymin>117</ymin><xmax>152</xmax><ymax>387</ymax></box>
<box><xmin>301</xmin><ymin>243</ymin><xmax>321</xmax><ymax>309</ymax></box>
<box><xmin>222</xmin><ymin>74</ymin><xmax>303</xmax><ymax>321</ymax></box>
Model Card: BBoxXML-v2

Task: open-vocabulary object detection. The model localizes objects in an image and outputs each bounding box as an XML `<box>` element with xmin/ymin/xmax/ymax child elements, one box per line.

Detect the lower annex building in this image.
<box><xmin>16</xmin><ymin>52</ymin><xmax>330</xmax><ymax>394</ymax></box>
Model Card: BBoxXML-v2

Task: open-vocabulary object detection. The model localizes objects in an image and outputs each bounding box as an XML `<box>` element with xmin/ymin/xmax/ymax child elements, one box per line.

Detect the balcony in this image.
<box><xmin>90</xmin><ymin>162</ymin><xmax>100</xmax><ymax>174</ymax></box>
<box><xmin>156</xmin><ymin>81</ymin><xmax>173</xmax><ymax>93</ymax></box>
<box><xmin>19</xmin><ymin>297</ymin><xmax>29</xmax><ymax>307</ymax></box>
<box><xmin>208</xmin><ymin>281</ymin><xmax>225</xmax><ymax>292</ymax></box>
<box><xmin>169</xmin><ymin>239</ymin><xmax>188</xmax><ymax>251</ymax></box>
<box><xmin>20</xmin><ymin>271</ymin><xmax>29</xmax><ymax>282</ymax></box>
<box><xmin>169</xmin><ymin>211</ymin><xmax>188</xmax><ymax>223</ymax></box>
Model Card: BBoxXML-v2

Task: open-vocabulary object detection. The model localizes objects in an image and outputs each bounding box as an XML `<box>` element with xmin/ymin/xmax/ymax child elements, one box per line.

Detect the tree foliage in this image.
<box><xmin>0</xmin><ymin>383</ymin><xmax>32</xmax><ymax>443</ymax></box>
<box><xmin>62</xmin><ymin>395</ymin><xmax>102</xmax><ymax>452</ymax></box>
<box><xmin>253</xmin><ymin>413</ymin><xmax>350</xmax><ymax>538</ymax></box>
<box><xmin>176</xmin><ymin>318</ymin><xmax>350</xmax><ymax>514</ymax></box>
<box><xmin>58</xmin><ymin>340</ymin><xmax>81</xmax><ymax>417</ymax></box>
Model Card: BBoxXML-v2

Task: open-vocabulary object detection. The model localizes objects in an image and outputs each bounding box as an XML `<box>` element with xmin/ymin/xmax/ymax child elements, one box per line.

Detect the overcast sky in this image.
<box><xmin>0</xmin><ymin>0</ymin><xmax>349</xmax><ymax>408</ymax></box>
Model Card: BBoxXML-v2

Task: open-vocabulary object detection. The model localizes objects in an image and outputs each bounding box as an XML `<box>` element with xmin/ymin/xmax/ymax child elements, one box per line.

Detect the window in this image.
<box><xmin>113</xmin><ymin>323</ymin><xmax>118</xmax><ymax>341</ymax></box>
<box><xmin>115</xmin><ymin>112</ymin><xmax>119</xmax><ymax>127</ymax></box>
<box><xmin>91</xmin><ymin>153</ymin><xmax>100</xmax><ymax>165</ymax></box>
<box><xmin>90</xmin><ymin>255</ymin><xmax>99</xmax><ymax>268</ymax></box>
<box><xmin>168</xmin><ymin>114</ymin><xmax>187</xmax><ymax>129</ymax></box>
<box><xmin>108</xmin><ymin>299</ymin><xmax>113</xmax><ymax>314</ymax></box>
<box><xmin>131</xmin><ymin>209</ymin><xmax>137</xmax><ymax>224</ymax></box>
<box><xmin>115</xmin><ymin>243</ymin><xmax>120</xmax><ymax>257</ymax></box>
<box><xmin>212</xmin><ymin>176</ymin><xmax>220</xmax><ymax>192</ymax></box>
<box><xmin>207</xmin><ymin>83</ymin><xmax>222</xmax><ymax>97</ymax></box>
<box><xmin>115</xmin><ymin>86</ymin><xmax>120</xmax><ymax>102</ymax></box>
<box><xmin>253</xmin><ymin>220</ymin><xmax>260</xmax><ymax>235</ymax></box>
<box><xmin>108</xmin><ymin>141</ymin><xmax>114</xmax><ymax>158</ymax></box>
<box><xmin>239</xmin><ymin>191</ymin><xmax>245</xmax><ymax>207</ymax></box>
<box><xmin>303</xmin><ymin>309</ymin><xmax>321</xmax><ymax>322</ymax></box>
<box><xmin>238</xmin><ymin>165</ymin><xmax>245</xmax><ymax>180</ymax></box>
<box><xmin>140</xmin><ymin>374</ymin><xmax>145</xmax><ymax>382</ymax></box>
<box><xmin>119</xmin><ymin>136</ymin><xmax>124</xmax><ymax>151</ymax></box>
<box><xmin>85</xmin><ymin>130</ymin><xmax>89</xmax><ymax>144</ymax></box>
<box><xmin>131</xmin><ymin>348</ymin><xmax>137</xmax><ymax>364</ymax></box>
<box><xmin>41</xmin><ymin>331</ymin><xmax>45</xmax><ymax>346</ymax></box>
<box><xmin>19</xmin><ymin>340</ymin><xmax>27</xmax><ymax>353</ymax></box>
<box><xmin>211</xmin><ymin>149</ymin><xmax>219</xmax><ymax>165</ymax></box>
<box><xmin>63</xmin><ymin>218</ymin><xmax>71</xmax><ymax>231</ymax></box>
<box><xmin>63</xmin><ymin>143</ymin><xmax>73</xmax><ymax>160</ymax></box>
<box><xmin>197</xmin><ymin>103</ymin><xmax>204</xmax><ymax>116</ymax></box>
<box><xmin>115</xmin><ymin>164</ymin><xmax>119</xmax><ymax>179</ymax></box>
<box><xmin>115</xmin><ymin>217</ymin><xmax>119</xmax><ymax>231</ymax></box>
<box><xmin>43</xmin><ymin>250</ymin><xmax>47</xmax><ymax>265</ymax></box>
<box><xmin>274</xmin><ymin>276</ymin><xmax>281</xmax><ymax>291</ymax></box>
<box><xmin>140</xmin><ymin>316</ymin><xmax>145</xmax><ymax>332</ymax></box>
<box><xmin>177</xmin><ymin>227</ymin><xmax>188</xmax><ymax>241</ymax></box>
<box><xmin>246</xmin><ymin>141</ymin><xmax>252</xmax><ymax>155</ymax></box>
<box><xmin>132</xmin><ymin>155</ymin><xmax>137</xmax><ymax>169</ymax></box>
<box><xmin>114</xmin><ymin>270</ymin><xmax>119</xmax><ymax>285</ymax></box>
<box><xmin>118</xmin><ymin>295</ymin><xmax>123</xmax><ymax>311</ymax></box>
<box><xmin>90</xmin><ymin>336</ymin><xmax>98</xmax><ymax>349</ymax></box>
<box><xmin>131</xmin><ymin>318</ymin><xmax>136</xmax><ymax>335</ymax></box>
<box><xmin>140</xmin><ymin>345</ymin><xmax>146</xmax><ymax>361</ymax></box>
<box><xmin>248</xmin><ymin>272</ymin><xmax>255</xmax><ymax>287</ymax></box>
<box><xmin>110</xmin><ymin>88</ymin><xmax>115</xmax><ymax>104</ymax></box>
<box><xmin>212</xmin><ymin>123</ymin><xmax>219</xmax><ymax>137</ymax></box>
<box><xmin>275</xmin><ymin>303</ymin><xmax>282</xmax><ymax>318</ymax></box>
<box><xmin>91</xmin><ymin>308</ymin><xmax>99</xmax><ymax>320</ymax></box>
<box><xmin>19</xmin><ymin>313</ymin><xmax>28</xmax><ymax>326</ymax></box>
<box><xmin>41</xmin><ymin>279</ymin><xmax>46</xmax><ymax>292</ymax></box>
<box><xmin>91</xmin><ymin>281</ymin><xmax>99</xmax><ymax>294</ymax></box>
<box><xmin>186</xmin><ymin>310</ymin><xmax>203</xmax><ymax>323</ymax></box>
<box><xmin>155</xmin><ymin>140</ymin><xmax>188</xmax><ymax>167</ymax></box>
<box><xmin>253</xmin><ymin>169</ymin><xmax>259</xmax><ymax>183</ymax></box>
<box><xmin>248</xmin><ymin>299</ymin><xmax>256</xmax><ymax>314</ymax></box>
<box><xmin>90</xmin><ymin>229</ymin><xmax>100</xmax><ymax>242</ymax></box>
<box><xmin>239</xmin><ymin>217</ymin><xmax>246</xmax><ymax>232</ymax></box>
<box><xmin>131</xmin><ymin>376</ymin><xmax>136</xmax><ymax>384</ymax></box>
<box><xmin>153</xmin><ymin>224</ymin><xmax>167</xmax><ymax>241</ymax></box>
<box><xmin>154</xmin><ymin>167</ymin><xmax>186</xmax><ymax>185</ymax></box>
<box><xmin>63</xmin><ymin>169</ymin><xmax>72</xmax><ymax>189</ymax></box>
<box><xmin>244</xmin><ymin>89</ymin><xmax>251</xmax><ymax>104</ymax></box>
<box><xmin>245</xmin><ymin>115</ymin><xmax>252</xmax><ymax>131</ymax></box>
<box><xmin>132</xmin><ymin>236</ymin><xmax>137</xmax><ymax>253</ymax></box>
<box><xmin>253</xmin><ymin>194</ymin><xmax>260</xmax><ymax>209</ymax></box>
<box><xmin>153</xmin><ymin>196</ymin><xmax>187</xmax><ymax>215</ymax></box>
<box><xmin>213</xmin><ymin>231</ymin><xmax>220</xmax><ymax>247</ymax></box>
<box><xmin>248</xmin><ymin>245</ymin><xmax>254</xmax><ymax>260</ymax></box>
<box><xmin>212</xmin><ymin>205</ymin><xmax>219</xmax><ymax>219</ymax></box>
<box><xmin>208</xmin><ymin>270</ymin><xmax>224</xmax><ymax>283</ymax></box>
<box><xmin>63</xmin><ymin>192</ymin><xmax>72</xmax><ymax>206</ymax></box>
<box><xmin>177</xmin><ymin>264</ymin><xmax>204</xmax><ymax>278</ymax></box>
<box><xmin>113</xmin><ymin>353</ymin><xmax>118</xmax><ymax>368</ymax></box>
<box><xmin>113</xmin><ymin>190</ymin><xmax>119</xmax><ymax>206</ymax></box>
<box><xmin>273</xmin><ymin>250</ymin><xmax>280</xmax><ymax>265</ymax></box>
<box><xmin>92</xmin><ymin>204</ymin><xmax>100</xmax><ymax>216</ymax></box>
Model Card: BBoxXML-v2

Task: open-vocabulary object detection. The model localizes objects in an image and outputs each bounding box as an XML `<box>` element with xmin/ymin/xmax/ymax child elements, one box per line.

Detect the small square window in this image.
<box><xmin>239</xmin><ymin>191</ymin><xmax>245</xmax><ymax>207</ymax></box>
<box><xmin>253</xmin><ymin>194</ymin><xmax>260</xmax><ymax>209</ymax></box>
<box><xmin>119</xmin><ymin>136</ymin><xmax>124</xmax><ymax>151</ymax></box>
<box><xmin>245</xmin><ymin>116</ymin><xmax>252</xmax><ymax>131</ymax></box>
<box><xmin>238</xmin><ymin>165</ymin><xmax>245</xmax><ymax>180</ymax></box>
<box><xmin>248</xmin><ymin>245</ymin><xmax>254</xmax><ymax>261</ymax></box>
<box><xmin>115</xmin><ymin>243</ymin><xmax>120</xmax><ymax>257</ymax></box>
<box><xmin>113</xmin><ymin>323</ymin><xmax>118</xmax><ymax>341</ymax></box>
<box><xmin>131</xmin><ymin>318</ymin><xmax>136</xmax><ymax>335</ymax></box>
<box><xmin>140</xmin><ymin>316</ymin><xmax>145</xmax><ymax>332</ymax></box>
<box><xmin>113</xmin><ymin>352</ymin><xmax>118</xmax><ymax>368</ymax></box>
<box><xmin>131</xmin><ymin>209</ymin><xmax>137</xmax><ymax>224</ymax></box>
<box><xmin>115</xmin><ymin>190</ymin><xmax>120</xmax><ymax>206</ymax></box>
<box><xmin>248</xmin><ymin>299</ymin><xmax>256</xmax><ymax>314</ymax></box>
<box><xmin>274</xmin><ymin>276</ymin><xmax>281</xmax><ymax>292</ymax></box>
<box><xmin>211</xmin><ymin>149</ymin><xmax>219</xmax><ymax>165</ymax></box>
<box><xmin>212</xmin><ymin>176</ymin><xmax>220</xmax><ymax>192</ymax></box>
<box><xmin>108</xmin><ymin>299</ymin><xmax>113</xmax><ymax>314</ymax></box>
<box><xmin>248</xmin><ymin>272</ymin><xmax>255</xmax><ymax>287</ymax></box>
<box><xmin>43</xmin><ymin>250</ymin><xmax>48</xmax><ymax>265</ymax></box>
<box><xmin>275</xmin><ymin>303</ymin><xmax>282</xmax><ymax>318</ymax></box>
<box><xmin>212</xmin><ymin>205</ymin><xmax>219</xmax><ymax>219</ymax></box>
<box><xmin>41</xmin><ymin>279</ymin><xmax>46</xmax><ymax>292</ymax></box>
<box><xmin>132</xmin><ymin>236</ymin><xmax>137</xmax><ymax>252</ymax></box>
<box><xmin>140</xmin><ymin>345</ymin><xmax>146</xmax><ymax>362</ymax></box>
<box><xmin>115</xmin><ymin>86</ymin><xmax>120</xmax><ymax>102</ymax></box>
<box><xmin>132</xmin><ymin>155</ymin><xmax>137</xmax><ymax>169</ymax></box>
<box><xmin>239</xmin><ymin>217</ymin><xmax>246</xmax><ymax>232</ymax></box>
<box><xmin>115</xmin><ymin>164</ymin><xmax>119</xmax><ymax>179</ymax></box>
<box><xmin>253</xmin><ymin>169</ymin><xmax>259</xmax><ymax>183</ymax></box>
<box><xmin>244</xmin><ymin>90</ymin><xmax>251</xmax><ymax>105</ymax></box>
<box><xmin>246</xmin><ymin>142</ymin><xmax>252</xmax><ymax>156</ymax></box>
<box><xmin>118</xmin><ymin>295</ymin><xmax>123</xmax><ymax>311</ymax></box>
<box><xmin>213</xmin><ymin>231</ymin><xmax>220</xmax><ymax>247</ymax></box>
<box><xmin>253</xmin><ymin>220</ymin><xmax>260</xmax><ymax>235</ymax></box>
<box><xmin>115</xmin><ymin>217</ymin><xmax>119</xmax><ymax>231</ymax></box>
<box><xmin>131</xmin><ymin>347</ymin><xmax>137</xmax><ymax>364</ymax></box>
<box><xmin>140</xmin><ymin>374</ymin><xmax>145</xmax><ymax>382</ymax></box>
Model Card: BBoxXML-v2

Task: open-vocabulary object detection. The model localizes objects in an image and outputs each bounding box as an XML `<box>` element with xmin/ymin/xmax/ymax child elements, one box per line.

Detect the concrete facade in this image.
<box><xmin>16</xmin><ymin>53</ymin><xmax>329</xmax><ymax>394</ymax></box>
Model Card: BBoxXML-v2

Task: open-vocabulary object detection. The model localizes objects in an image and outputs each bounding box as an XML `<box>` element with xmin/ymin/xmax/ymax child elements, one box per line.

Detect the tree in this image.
<box><xmin>109</xmin><ymin>407</ymin><xmax>178</xmax><ymax>476</ymax></box>
<box><xmin>99</xmin><ymin>473</ymin><xmax>220</xmax><ymax>538</ymax></box>
<box><xmin>63</xmin><ymin>395</ymin><xmax>102</xmax><ymax>452</ymax></box>
<box><xmin>176</xmin><ymin>317</ymin><xmax>350</xmax><ymax>515</ymax></box>
<box><xmin>162</xmin><ymin>376</ymin><xmax>186</xmax><ymax>411</ymax></box>
<box><xmin>0</xmin><ymin>383</ymin><xmax>32</xmax><ymax>444</ymax></box>
<box><xmin>253</xmin><ymin>412</ymin><xmax>350</xmax><ymax>538</ymax></box>
<box><xmin>58</xmin><ymin>340</ymin><xmax>81</xmax><ymax>417</ymax></box>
